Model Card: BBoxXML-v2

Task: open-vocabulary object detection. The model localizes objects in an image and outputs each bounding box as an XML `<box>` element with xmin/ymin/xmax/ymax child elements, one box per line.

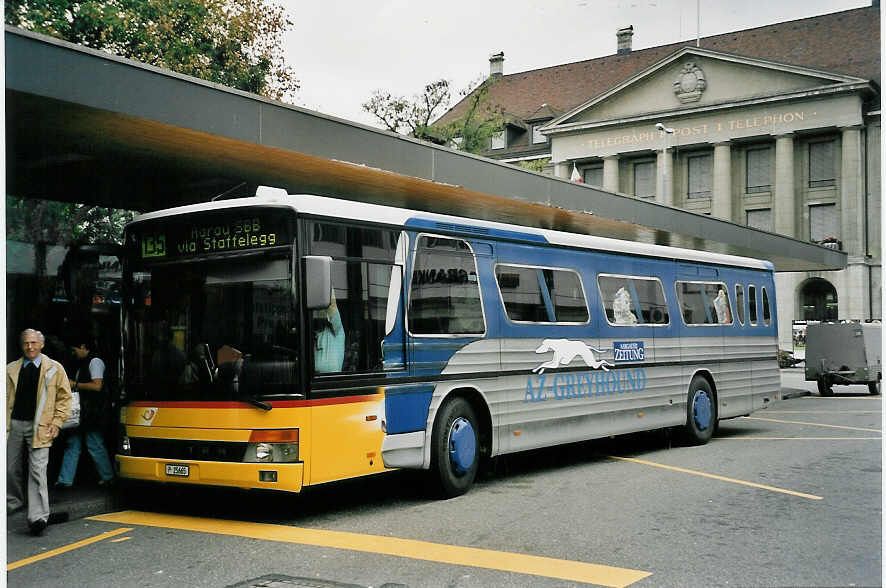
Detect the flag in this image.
<box><xmin>571</xmin><ymin>163</ymin><xmax>583</xmax><ymax>183</ymax></box>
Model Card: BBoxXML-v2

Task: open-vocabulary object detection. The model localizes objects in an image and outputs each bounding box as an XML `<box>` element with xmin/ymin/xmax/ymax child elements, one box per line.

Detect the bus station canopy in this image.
<box><xmin>6</xmin><ymin>26</ymin><xmax>846</xmax><ymax>272</ymax></box>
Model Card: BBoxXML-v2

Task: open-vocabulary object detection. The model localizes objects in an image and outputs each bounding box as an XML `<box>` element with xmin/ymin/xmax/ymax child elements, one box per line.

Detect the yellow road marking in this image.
<box><xmin>716</xmin><ymin>437</ymin><xmax>881</xmax><ymax>441</ymax></box>
<box><xmin>609</xmin><ymin>456</ymin><xmax>822</xmax><ymax>501</ymax></box>
<box><xmin>7</xmin><ymin>527</ymin><xmax>133</xmax><ymax>570</ymax></box>
<box><xmin>765</xmin><ymin>410</ymin><xmax>882</xmax><ymax>414</ymax></box>
<box><xmin>110</xmin><ymin>536</ymin><xmax>133</xmax><ymax>543</ymax></box>
<box><xmin>744</xmin><ymin>416</ymin><xmax>881</xmax><ymax>433</ymax></box>
<box><xmin>802</xmin><ymin>396</ymin><xmax>882</xmax><ymax>400</ymax></box>
<box><xmin>90</xmin><ymin>511</ymin><xmax>650</xmax><ymax>587</ymax></box>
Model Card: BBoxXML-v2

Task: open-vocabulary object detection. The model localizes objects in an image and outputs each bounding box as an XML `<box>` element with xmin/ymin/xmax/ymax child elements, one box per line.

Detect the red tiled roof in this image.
<box><xmin>437</xmin><ymin>6</ymin><xmax>880</xmax><ymax>125</ymax></box>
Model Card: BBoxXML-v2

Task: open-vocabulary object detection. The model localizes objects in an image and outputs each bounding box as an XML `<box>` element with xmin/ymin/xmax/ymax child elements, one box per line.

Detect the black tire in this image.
<box><xmin>430</xmin><ymin>397</ymin><xmax>479</xmax><ymax>498</ymax></box>
<box><xmin>817</xmin><ymin>377</ymin><xmax>833</xmax><ymax>397</ymax></box>
<box><xmin>869</xmin><ymin>382</ymin><xmax>880</xmax><ymax>395</ymax></box>
<box><xmin>683</xmin><ymin>377</ymin><xmax>715</xmax><ymax>445</ymax></box>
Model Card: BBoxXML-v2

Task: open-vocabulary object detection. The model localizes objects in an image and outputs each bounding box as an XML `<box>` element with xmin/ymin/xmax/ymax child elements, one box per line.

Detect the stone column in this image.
<box><xmin>840</xmin><ymin>126</ymin><xmax>864</xmax><ymax>255</ymax></box>
<box><xmin>712</xmin><ymin>142</ymin><xmax>732</xmax><ymax>221</ymax></box>
<box><xmin>773</xmin><ymin>133</ymin><xmax>796</xmax><ymax>237</ymax></box>
<box><xmin>602</xmin><ymin>155</ymin><xmax>619</xmax><ymax>193</ymax></box>
<box><xmin>656</xmin><ymin>149</ymin><xmax>674</xmax><ymax>206</ymax></box>
<box><xmin>839</xmin><ymin>260</ymin><xmax>870</xmax><ymax>321</ymax></box>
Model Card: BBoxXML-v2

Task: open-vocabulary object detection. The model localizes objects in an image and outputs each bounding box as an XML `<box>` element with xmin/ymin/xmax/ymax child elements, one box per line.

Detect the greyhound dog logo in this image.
<box><xmin>533</xmin><ymin>339</ymin><xmax>613</xmax><ymax>374</ymax></box>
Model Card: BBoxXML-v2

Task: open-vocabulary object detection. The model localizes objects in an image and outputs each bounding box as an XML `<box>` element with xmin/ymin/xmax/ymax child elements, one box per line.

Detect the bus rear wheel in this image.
<box><xmin>869</xmin><ymin>382</ymin><xmax>880</xmax><ymax>395</ymax></box>
<box><xmin>430</xmin><ymin>397</ymin><xmax>479</xmax><ymax>498</ymax></box>
<box><xmin>683</xmin><ymin>377</ymin><xmax>715</xmax><ymax>445</ymax></box>
<box><xmin>817</xmin><ymin>377</ymin><xmax>833</xmax><ymax>397</ymax></box>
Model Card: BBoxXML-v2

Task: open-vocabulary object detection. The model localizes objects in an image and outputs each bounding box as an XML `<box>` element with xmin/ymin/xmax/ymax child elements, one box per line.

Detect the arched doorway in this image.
<box><xmin>800</xmin><ymin>278</ymin><xmax>838</xmax><ymax>321</ymax></box>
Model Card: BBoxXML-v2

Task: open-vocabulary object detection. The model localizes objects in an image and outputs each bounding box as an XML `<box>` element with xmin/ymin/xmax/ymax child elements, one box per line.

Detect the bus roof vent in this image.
<box><xmin>434</xmin><ymin>222</ymin><xmax>490</xmax><ymax>236</ymax></box>
<box><xmin>255</xmin><ymin>186</ymin><xmax>288</xmax><ymax>201</ymax></box>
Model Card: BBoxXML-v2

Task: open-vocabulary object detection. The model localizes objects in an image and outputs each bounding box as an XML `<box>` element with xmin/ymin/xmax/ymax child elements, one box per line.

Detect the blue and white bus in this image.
<box><xmin>118</xmin><ymin>186</ymin><xmax>779</xmax><ymax>498</ymax></box>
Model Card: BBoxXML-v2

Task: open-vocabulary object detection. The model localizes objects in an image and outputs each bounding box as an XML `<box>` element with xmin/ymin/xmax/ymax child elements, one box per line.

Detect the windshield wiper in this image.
<box><xmin>241</xmin><ymin>395</ymin><xmax>272</xmax><ymax>411</ymax></box>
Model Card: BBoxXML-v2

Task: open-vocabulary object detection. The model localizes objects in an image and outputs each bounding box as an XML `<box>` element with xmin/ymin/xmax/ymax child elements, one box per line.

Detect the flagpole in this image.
<box><xmin>696</xmin><ymin>0</ymin><xmax>700</xmax><ymax>47</ymax></box>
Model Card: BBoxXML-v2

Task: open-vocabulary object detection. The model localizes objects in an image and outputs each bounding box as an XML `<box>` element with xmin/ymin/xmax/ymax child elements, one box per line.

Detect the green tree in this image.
<box><xmin>6</xmin><ymin>197</ymin><xmax>136</xmax><ymax>247</ymax></box>
<box><xmin>362</xmin><ymin>77</ymin><xmax>503</xmax><ymax>154</ymax></box>
<box><xmin>5</xmin><ymin>0</ymin><xmax>298</xmax><ymax>100</ymax></box>
<box><xmin>5</xmin><ymin>196</ymin><xmax>136</xmax><ymax>294</ymax></box>
<box><xmin>5</xmin><ymin>0</ymin><xmax>296</xmax><ymax>255</ymax></box>
<box><xmin>437</xmin><ymin>77</ymin><xmax>504</xmax><ymax>154</ymax></box>
<box><xmin>516</xmin><ymin>158</ymin><xmax>551</xmax><ymax>174</ymax></box>
<box><xmin>362</xmin><ymin>79</ymin><xmax>452</xmax><ymax>142</ymax></box>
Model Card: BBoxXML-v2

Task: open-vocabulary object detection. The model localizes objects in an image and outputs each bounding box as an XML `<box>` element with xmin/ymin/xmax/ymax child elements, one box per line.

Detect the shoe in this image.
<box><xmin>28</xmin><ymin>518</ymin><xmax>47</xmax><ymax>536</ymax></box>
<box><xmin>48</xmin><ymin>512</ymin><xmax>69</xmax><ymax>525</ymax></box>
<box><xmin>53</xmin><ymin>481</ymin><xmax>72</xmax><ymax>490</ymax></box>
<box><xmin>97</xmin><ymin>478</ymin><xmax>115</xmax><ymax>487</ymax></box>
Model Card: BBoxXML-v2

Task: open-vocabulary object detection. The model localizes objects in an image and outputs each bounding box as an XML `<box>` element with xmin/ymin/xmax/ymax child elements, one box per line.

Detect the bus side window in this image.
<box><xmin>496</xmin><ymin>264</ymin><xmax>588</xmax><ymax>324</ymax></box>
<box><xmin>598</xmin><ymin>275</ymin><xmax>668</xmax><ymax>326</ymax></box>
<box><xmin>496</xmin><ymin>265</ymin><xmax>548</xmax><ymax>322</ymax></box>
<box><xmin>748</xmin><ymin>285</ymin><xmax>758</xmax><ymax>326</ymax></box>
<box><xmin>676</xmin><ymin>281</ymin><xmax>732</xmax><ymax>325</ymax></box>
<box><xmin>408</xmin><ymin>236</ymin><xmax>485</xmax><ymax>336</ymax></box>
<box><xmin>762</xmin><ymin>286</ymin><xmax>771</xmax><ymax>327</ymax></box>
<box><xmin>735</xmin><ymin>284</ymin><xmax>745</xmax><ymax>326</ymax></box>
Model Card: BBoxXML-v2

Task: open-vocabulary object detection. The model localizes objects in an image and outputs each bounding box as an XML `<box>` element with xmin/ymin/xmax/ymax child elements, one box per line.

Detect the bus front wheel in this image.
<box><xmin>683</xmin><ymin>377</ymin><xmax>715</xmax><ymax>445</ymax></box>
<box><xmin>430</xmin><ymin>397</ymin><xmax>479</xmax><ymax>498</ymax></box>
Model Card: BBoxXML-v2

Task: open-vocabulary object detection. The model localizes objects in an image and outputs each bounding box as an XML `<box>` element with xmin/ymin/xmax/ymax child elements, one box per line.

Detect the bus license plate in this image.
<box><xmin>165</xmin><ymin>464</ymin><xmax>189</xmax><ymax>477</ymax></box>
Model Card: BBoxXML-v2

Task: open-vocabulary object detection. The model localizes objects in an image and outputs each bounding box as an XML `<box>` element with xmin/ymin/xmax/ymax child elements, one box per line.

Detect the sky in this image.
<box><xmin>282</xmin><ymin>0</ymin><xmax>871</xmax><ymax>129</ymax></box>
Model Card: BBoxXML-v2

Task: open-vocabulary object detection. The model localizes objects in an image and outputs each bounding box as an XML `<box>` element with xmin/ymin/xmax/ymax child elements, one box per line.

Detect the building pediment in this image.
<box><xmin>543</xmin><ymin>47</ymin><xmax>870</xmax><ymax>134</ymax></box>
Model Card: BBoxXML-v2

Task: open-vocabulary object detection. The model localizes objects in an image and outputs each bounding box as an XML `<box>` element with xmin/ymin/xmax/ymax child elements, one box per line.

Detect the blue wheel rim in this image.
<box><xmin>693</xmin><ymin>390</ymin><xmax>712</xmax><ymax>431</ymax></box>
<box><xmin>448</xmin><ymin>417</ymin><xmax>476</xmax><ymax>475</ymax></box>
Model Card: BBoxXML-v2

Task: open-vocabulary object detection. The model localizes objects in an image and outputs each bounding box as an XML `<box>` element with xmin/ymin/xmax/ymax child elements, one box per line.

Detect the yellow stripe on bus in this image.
<box><xmin>91</xmin><ymin>511</ymin><xmax>651</xmax><ymax>587</ymax></box>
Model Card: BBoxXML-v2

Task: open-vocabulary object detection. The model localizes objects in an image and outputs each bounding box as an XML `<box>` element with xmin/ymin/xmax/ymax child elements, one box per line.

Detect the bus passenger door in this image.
<box><xmin>303</xmin><ymin>222</ymin><xmax>407</xmax><ymax>485</ymax></box>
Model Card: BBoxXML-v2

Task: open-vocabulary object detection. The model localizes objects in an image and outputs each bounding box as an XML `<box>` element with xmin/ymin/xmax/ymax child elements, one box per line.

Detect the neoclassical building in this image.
<box><xmin>437</xmin><ymin>4</ymin><xmax>880</xmax><ymax>347</ymax></box>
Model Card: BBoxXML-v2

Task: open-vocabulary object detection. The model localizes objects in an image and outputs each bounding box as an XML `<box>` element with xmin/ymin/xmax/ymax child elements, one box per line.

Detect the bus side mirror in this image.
<box><xmin>304</xmin><ymin>256</ymin><xmax>332</xmax><ymax>309</ymax></box>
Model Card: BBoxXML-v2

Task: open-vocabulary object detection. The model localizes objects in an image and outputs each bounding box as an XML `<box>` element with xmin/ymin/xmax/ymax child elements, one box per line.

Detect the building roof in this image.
<box><xmin>436</xmin><ymin>5</ymin><xmax>880</xmax><ymax>126</ymax></box>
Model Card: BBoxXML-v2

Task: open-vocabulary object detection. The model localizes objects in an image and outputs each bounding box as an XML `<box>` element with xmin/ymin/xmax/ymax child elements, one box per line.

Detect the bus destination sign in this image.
<box><xmin>130</xmin><ymin>208</ymin><xmax>293</xmax><ymax>262</ymax></box>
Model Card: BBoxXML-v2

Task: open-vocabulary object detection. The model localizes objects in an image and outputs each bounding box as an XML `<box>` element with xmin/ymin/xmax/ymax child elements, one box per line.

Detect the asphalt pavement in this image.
<box><xmin>2</xmin><ymin>367</ymin><xmax>863</xmax><ymax>535</ymax></box>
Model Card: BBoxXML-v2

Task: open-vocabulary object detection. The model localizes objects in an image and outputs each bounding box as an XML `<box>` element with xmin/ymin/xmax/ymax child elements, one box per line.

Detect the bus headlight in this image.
<box><xmin>244</xmin><ymin>429</ymin><xmax>299</xmax><ymax>463</ymax></box>
<box><xmin>118</xmin><ymin>426</ymin><xmax>131</xmax><ymax>455</ymax></box>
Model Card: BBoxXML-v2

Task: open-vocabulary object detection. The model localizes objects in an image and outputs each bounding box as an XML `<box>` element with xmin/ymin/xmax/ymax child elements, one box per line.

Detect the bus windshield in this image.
<box><xmin>123</xmin><ymin>252</ymin><xmax>298</xmax><ymax>402</ymax></box>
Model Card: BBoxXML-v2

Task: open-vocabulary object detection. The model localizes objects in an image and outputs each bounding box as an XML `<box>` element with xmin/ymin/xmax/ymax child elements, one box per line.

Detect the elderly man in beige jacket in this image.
<box><xmin>7</xmin><ymin>328</ymin><xmax>72</xmax><ymax>535</ymax></box>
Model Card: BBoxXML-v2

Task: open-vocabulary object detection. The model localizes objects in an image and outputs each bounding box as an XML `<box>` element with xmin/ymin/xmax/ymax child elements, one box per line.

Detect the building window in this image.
<box><xmin>687</xmin><ymin>154</ymin><xmax>712</xmax><ymax>198</ymax></box>
<box><xmin>490</xmin><ymin>131</ymin><xmax>505</xmax><ymax>150</ymax></box>
<box><xmin>633</xmin><ymin>161</ymin><xmax>655</xmax><ymax>199</ymax></box>
<box><xmin>809</xmin><ymin>203</ymin><xmax>837</xmax><ymax>242</ymax></box>
<box><xmin>583</xmin><ymin>166</ymin><xmax>603</xmax><ymax>187</ymax></box>
<box><xmin>809</xmin><ymin>140</ymin><xmax>836</xmax><ymax>188</ymax></box>
<box><xmin>531</xmin><ymin>125</ymin><xmax>547</xmax><ymax>144</ymax></box>
<box><xmin>746</xmin><ymin>208</ymin><xmax>771</xmax><ymax>232</ymax></box>
<box><xmin>746</xmin><ymin>147</ymin><xmax>771</xmax><ymax>193</ymax></box>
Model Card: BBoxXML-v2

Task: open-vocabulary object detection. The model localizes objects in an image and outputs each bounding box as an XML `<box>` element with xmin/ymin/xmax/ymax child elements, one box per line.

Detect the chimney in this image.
<box><xmin>489</xmin><ymin>52</ymin><xmax>504</xmax><ymax>78</ymax></box>
<box><xmin>616</xmin><ymin>26</ymin><xmax>633</xmax><ymax>55</ymax></box>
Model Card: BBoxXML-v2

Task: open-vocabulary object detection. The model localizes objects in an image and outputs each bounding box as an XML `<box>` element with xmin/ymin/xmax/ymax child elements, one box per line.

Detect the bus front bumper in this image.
<box><xmin>116</xmin><ymin>455</ymin><xmax>304</xmax><ymax>493</ymax></box>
